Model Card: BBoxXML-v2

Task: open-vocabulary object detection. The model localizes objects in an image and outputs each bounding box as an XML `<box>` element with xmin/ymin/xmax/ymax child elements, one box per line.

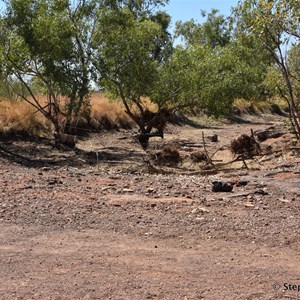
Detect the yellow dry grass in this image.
<box><xmin>0</xmin><ymin>93</ymin><xmax>135</xmax><ymax>137</ymax></box>
<box><xmin>234</xmin><ymin>97</ymin><xmax>288</xmax><ymax>114</ymax></box>
<box><xmin>0</xmin><ymin>99</ymin><xmax>52</xmax><ymax>137</ymax></box>
<box><xmin>90</xmin><ymin>93</ymin><xmax>133</xmax><ymax>128</ymax></box>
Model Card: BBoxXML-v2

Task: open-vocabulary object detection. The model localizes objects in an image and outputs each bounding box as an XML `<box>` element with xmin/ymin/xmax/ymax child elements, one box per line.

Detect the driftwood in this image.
<box><xmin>179</xmin><ymin>142</ymin><xmax>204</xmax><ymax>148</ymax></box>
<box><xmin>255</xmin><ymin>127</ymin><xmax>285</xmax><ymax>142</ymax></box>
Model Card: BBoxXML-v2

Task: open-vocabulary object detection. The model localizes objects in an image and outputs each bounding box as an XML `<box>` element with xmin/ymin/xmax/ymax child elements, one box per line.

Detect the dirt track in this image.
<box><xmin>1</xmin><ymin>115</ymin><xmax>300</xmax><ymax>299</ymax></box>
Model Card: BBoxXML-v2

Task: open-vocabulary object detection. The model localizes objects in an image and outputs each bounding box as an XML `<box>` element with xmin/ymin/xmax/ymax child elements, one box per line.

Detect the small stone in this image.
<box><xmin>244</xmin><ymin>202</ymin><xmax>255</xmax><ymax>208</ymax></box>
<box><xmin>254</xmin><ymin>189</ymin><xmax>268</xmax><ymax>195</ymax></box>
<box><xmin>42</xmin><ymin>167</ymin><xmax>51</xmax><ymax>171</ymax></box>
<box><xmin>236</xmin><ymin>180</ymin><xmax>248</xmax><ymax>187</ymax></box>
<box><xmin>24</xmin><ymin>185</ymin><xmax>33</xmax><ymax>189</ymax></box>
<box><xmin>191</xmin><ymin>207</ymin><xmax>210</xmax><ymax>214</ymax></box>
<box><xmin>101</xmin><ymin>187</ymin><xmax>110</xmax><ymax>191</ymax></box>
<box><xmin>211</xmin><ymin>134</ymin><xmax>218</xmax><ymax>142</ymax></box>
<box><xmin>212</xmin><ymin>181</ymin><xmax>233</xmax><ymax>192</ymax></box>
<box><xmin>279</xmin><ymin>198</ymin><xmax>290</xmax><ymax>203</ymax></box>
<box><xmin>195</xmin><ymin>217</ymin><xmax>205</xmax><ymax>223</ymax></box>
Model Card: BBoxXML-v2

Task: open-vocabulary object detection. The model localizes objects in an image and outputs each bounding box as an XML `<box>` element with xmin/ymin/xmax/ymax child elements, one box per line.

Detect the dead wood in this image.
<box><xmin>190</xmin><ymin>151</ymin><xmax>208</xmax><ymax>163</ymax></box>
<box><xmin>179</xmin><ymin>142</ymin><xmax>204</xmax><ymax>148</ymax></box>
<box><xmin>202</xmin><ymin>132</ymin><xmax>213</xmax><ymax>165</ymax></box>
<box><xmin>255</xmin><ymin>127</ymin><xmax>285</xmax><ymax>142</ymax></box>
<box><xmin>150</xmin><ymin>144</ymin><xmax>181</xmax><ymax>167</ymax></box>
<box><xmin>231</xmin><ymin>131</ymin><xmax>260</xmax><ymax>157</ymax></box>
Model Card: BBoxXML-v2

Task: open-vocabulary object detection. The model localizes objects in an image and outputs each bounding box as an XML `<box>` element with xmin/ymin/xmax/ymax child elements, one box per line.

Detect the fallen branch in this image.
<box><xmin>202</xmin><ymin>131</ymin><xmax>213</xmax><ymax>166</ymax></box>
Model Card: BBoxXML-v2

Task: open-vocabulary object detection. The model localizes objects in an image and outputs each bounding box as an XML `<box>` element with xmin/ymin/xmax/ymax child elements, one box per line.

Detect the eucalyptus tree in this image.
<box><xmin>92</xmin><ymin>0</ymin><xmax>173</xmax><ymax>147</ymax></box>
<box><xmin>0</xmin><ymin>0</ymin><xmax>97</xmax><ymax>140</ymax></box>
<box><xmin>175</xmin><ymin>9</ymin><xmax>232</xmax><ymax>48</ymax></box>
<box><xmin>234</xmin><ymin>0</ymin><xmax>300</xmax><ymax>138</ymax></box>
<box><xmin>174</xmin><ymin>8</ymin><xmax>269</xmax><ymax>117</ymax></box>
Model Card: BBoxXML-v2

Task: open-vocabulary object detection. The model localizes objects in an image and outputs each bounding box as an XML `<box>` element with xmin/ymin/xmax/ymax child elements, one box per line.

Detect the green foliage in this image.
<box><xmin>2</xmin><ymin>0</ymin><xmax>296</xmax><ymax>146</ymax></box>
<box><xmin>235</xmin><ymin>0</ymin><xmax>300</xmax><ymax>138</ymax></box>
<box><xmin>93</xmin><ymin>2</ymin><xmax>173</xmax><ymax>135</ymax></box>
<box><xmin>175</xmin><ymin>9</ymin><xmax>232</xmax><ymax>48</ymax></box>
<box><xmin>170</xmin><ymin>8</ymin><xmax>270</xmax><ymax>117</ymax></box>
<box><xmin>100</xmin><ymin>0</ymin><xmax>168</xmax><ymax>17</ymax></box>
<box><xmin>288</xmin><ymin>44</ymin><xmax>300</xmax><ymax>91</ymax></box>
<box><xmin>263</xmin><ymin>65</ymin><xmax>283</xmax><ymax>95</ymax></box>
<box><xmin>94</xmin><ymin>7</ymin><xmax>164</xmax><ymax>101</ymax></box>
<box><xmin>1</xmin><ymin>0</ymin><xmax>98</xmax><ymax>133</ymax></box>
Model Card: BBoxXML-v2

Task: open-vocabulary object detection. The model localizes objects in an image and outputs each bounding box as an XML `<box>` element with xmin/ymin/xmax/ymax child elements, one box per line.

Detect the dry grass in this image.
<box><xmin>90</xmin><ymin>93</ymin><xmax>134</xmax><ymax>130</ymax></box>
<box><xmin>1</xmin><ymin>93</ymin><xmax>287</xmax><ymax>139</ymax></box>
<box><xmin>0</xmin><ymin>93</ymin><xmax>135</xmax><ymax>138</ymax></box>
<box><xmin>0</xmin><ymin>99</ymin><xmax>52</xmax><ymax>138</ymax></box>
<box><xmin>234</xmin><ymin>97</ymin><xmax>288</xmax><ymax>115</ymax></box>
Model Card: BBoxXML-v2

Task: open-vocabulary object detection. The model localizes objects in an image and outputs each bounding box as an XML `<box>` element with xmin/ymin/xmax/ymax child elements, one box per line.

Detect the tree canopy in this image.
<box><xmin>234</xmin><ymin>0</ymin><xmax>300</xmax><ymax>138</ymax></box>
<box><xmin>0</xmin><ymin>0</ymin><xmax>299</xmax><ymax>147</ymax></box>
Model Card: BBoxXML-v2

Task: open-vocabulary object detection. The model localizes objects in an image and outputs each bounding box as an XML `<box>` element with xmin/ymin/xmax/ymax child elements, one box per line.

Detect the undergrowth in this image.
<box><xmin>0</xmin><ymin>93</ymin><xmax>134</xmax><ymax>138</ymax></box>
<box><xmin>0</xmin><ymin>100</ymin><xmax>52</xmax><ymax>138</ymax></box>
<box><xmin>0</xmin><ymin>94</ymin><xmax>289</xmax><ymax>139</ymax></box>
<box><xmin>233</xmin><ymin>97</ymin><xmax>288</xmax><ymax>115</ymax></box>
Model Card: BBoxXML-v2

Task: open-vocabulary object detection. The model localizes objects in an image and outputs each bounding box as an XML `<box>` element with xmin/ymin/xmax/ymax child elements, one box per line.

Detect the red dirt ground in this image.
<box><xmin>0</xmin><ymin>115</ymin><xmax>300</xmax><ymax>299</ymax></box>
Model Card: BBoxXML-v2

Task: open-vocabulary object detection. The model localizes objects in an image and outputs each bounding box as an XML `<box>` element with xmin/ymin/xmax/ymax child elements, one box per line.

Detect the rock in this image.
<box><xmin>212</xmin><ymin>181</ymin><xmax>233</xmax><ymax>192</ymax></box>
<box><xmin>24</xmin><ymin>185</ymin><xmax>33</xmax><ymax>189</ymax></box>
<box><xmin>244</xmin><ymin>202</ymin><xmax>255</xmax><ymax>208</ymax></box>
<box><xmin>195</xmin><ymin>217</ymin><xmax>205</xmax><ymax>223</ymax></box>
<box><xmin>254</xmin><ymin>189</ymin><xmax>268</xmax><ymax>195</ymax></box>
<box><xmin>279</xmin><ymin>198</ymin><xmax>290</xmax><ymax>203</ymax></box>
<box><xmin>42</xmin><ymin>167</ymin><xmax>51</xmax><ymax>171</ymax></box>
<box><xmin>236</xmin><ymin>180</ymin><xmax>248</xmax><ymax>187</ymax></box>
<box><xmin>211</xmin><ymin>134</ymin><xmax>218</xmax><ymax>142</ymax></box>
<box><xmin>101</xmin><ymin>187</ymin><xmax>110</xmax><ymax>191</ymax></box>
<box><xmin>191</xmin><ymin>207</ymin><xmax>210</xmax><ymax>214</ymax></box>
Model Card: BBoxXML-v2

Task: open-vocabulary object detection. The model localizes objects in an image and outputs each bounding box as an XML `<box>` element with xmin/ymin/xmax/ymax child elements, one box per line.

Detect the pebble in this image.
<box><xmin>195</xmin><ymin>217</ymin><xmax>205</xmax><ymax>223</ymax></box>
<box><xmin>191</xmin><ymin>207</ymin><xmax>210</xmax><ymax>214</ymax></box>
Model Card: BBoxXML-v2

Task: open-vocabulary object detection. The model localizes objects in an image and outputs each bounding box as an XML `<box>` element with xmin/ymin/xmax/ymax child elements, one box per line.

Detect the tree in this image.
<box><xmin>175</xmin><ymin>9</ymin><xmax>232</xmax><ymax>48</ymax></box>
<box><xmin>93</xmin><ymin>3</ymin><xmax>273</xmax><ymax>149</ymax></box>
<box><xmin>235</xmin><ymin>0</ymin><xmax>300</xmax><ymax>138</ymax></box>
<box><xmin>173</xmin><ymin>9</ymin><xmax>269</xmax><ymax>116</ymax></box>
<box><xmin>0</xmin><ymin>0</ymin><xmax>97</xmax><ymax>143</ymax></box>
<box><xmin>93</xmin><ymin>0</ymin><xmax>173</xmax><ymax>148</ymax></box>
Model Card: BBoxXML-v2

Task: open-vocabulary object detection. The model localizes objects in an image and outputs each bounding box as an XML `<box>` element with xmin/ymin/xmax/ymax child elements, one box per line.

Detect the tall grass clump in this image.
<box><xmin>0</xmin><ymin>99</ymin><xmax>52</xmax><ymax>138</ymax></box>
<box><xmin>0</xmin><ymin>93</ymin><xmax>136</xmax><ymax>139</ymax></box>
<box><xmin>233</xmin><ymin>97</ymin><xmax>288</xmax><ymax>115</ymax></box>
<box><xmin>90</xmin><ymin>93</ymin><xmax>134</xmax><ymax>130</ymax></box>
